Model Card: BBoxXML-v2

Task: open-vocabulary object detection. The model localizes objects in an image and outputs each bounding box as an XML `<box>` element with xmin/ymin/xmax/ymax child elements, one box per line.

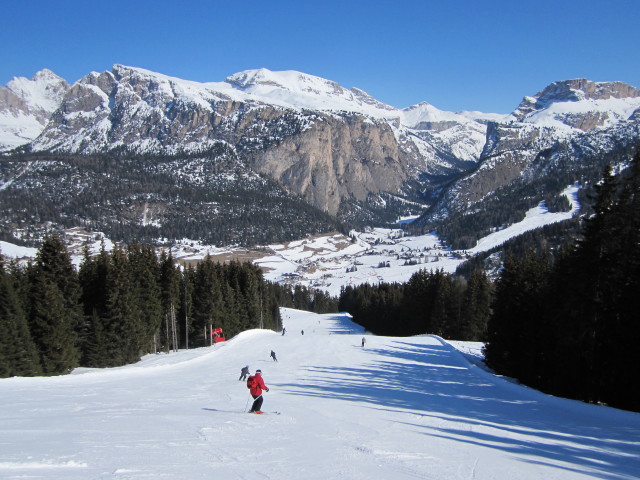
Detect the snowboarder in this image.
<box><xmin>247</xmin><ymin>369</ymin><xmax>269</xmax><ymax>414</ymax></box>
<box><xmin>239</xmin><ymin>365</ymin><xmax>250</xmax><ymax>381</ymax></box>
<box><xmin>361</xmin><ymin>337</ymin><xmax>366</xmax><ymax>348</ymax></box>
<box><xmin>270</xmin><ymin>350</ymin><xmax>278</xmax><ymax>362</ymax></box>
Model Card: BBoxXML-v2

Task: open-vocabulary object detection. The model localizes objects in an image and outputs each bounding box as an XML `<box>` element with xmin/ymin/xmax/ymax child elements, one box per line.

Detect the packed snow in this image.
<box><xmin>1</xmin><ymin>308</ymin><xmax>638</xmax><ymax>480</ymax></box>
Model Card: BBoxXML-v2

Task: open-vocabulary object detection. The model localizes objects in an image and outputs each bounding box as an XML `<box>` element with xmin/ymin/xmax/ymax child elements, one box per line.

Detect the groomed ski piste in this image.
<box><xmin>1</xmin><ymin>308</ymin><xmax>639</xmax><ymax>480</ymax></box>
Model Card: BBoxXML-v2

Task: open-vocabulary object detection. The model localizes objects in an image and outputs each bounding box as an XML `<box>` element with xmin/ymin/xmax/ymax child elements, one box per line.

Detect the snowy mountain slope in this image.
<box><xmin>1</xmin><ymin>308</ymin><xmax>638</xmax><ymax>480</ymax></box>
<box><xmin>0</xmin><ymin>69</ymin><xmax>69</xmax><ymax>150</ymax></box>
<box><xmin>414</xmin><ymin>79</ymin><xmax>640</xmax><ymax>245</ymax></box>
<box><xmin>25</xmin><ymin>65</ymin><xmax>490</xmax><ymax>166</ymax></box>
<box><xmin>513</xmin><ymin>79</ymin><xmax>640</xmax><ymax>130</ymax></box>
<box><xmin>1</xmin><ymin>67</ymin><xmax>639</xmax><ymax>251</ymax></box>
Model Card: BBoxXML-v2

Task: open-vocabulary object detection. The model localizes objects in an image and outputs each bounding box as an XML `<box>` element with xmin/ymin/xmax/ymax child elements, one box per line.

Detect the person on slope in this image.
<box><xmin>247</xmin><ymin>369</ymin><xmax>270</xmax><ymax>414</ymax></box>
<box><xmin>239</xmin><ymin>365</ymin><xmax>250</xmax><ymax>381</ymax></box>
<box><xmin>270</xmin><ymin>350</ymin><xmax>278</xmax><ymax>362</ymax></box>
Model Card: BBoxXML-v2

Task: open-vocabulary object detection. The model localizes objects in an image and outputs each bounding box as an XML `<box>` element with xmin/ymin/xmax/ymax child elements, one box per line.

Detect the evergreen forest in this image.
<box><xmin>0</xmin><ymin>239</ymin><xmax>289</xmax><ymax>376</ymax></box>
<box><xmin>339</xmin><ymin>150</ymin><xmax>640</xmax><ymax>412</ymax></box>
<box><xmin>2</xmin><ymin>150</ymin><xmax>638</xmax><ymax>413</ymax></box>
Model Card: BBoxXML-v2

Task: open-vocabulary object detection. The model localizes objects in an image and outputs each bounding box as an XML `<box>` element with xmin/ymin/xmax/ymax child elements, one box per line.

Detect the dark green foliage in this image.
<box><xmin>338</xmin><ymin>268</ymin><xmax>492</xmax><ymax>340</ymax></box>
<box><xmin>483</xmin><ymin>251</ymin><xmax>552</xmax><ymax>386</ymax></box>
<box><xmin>0</xmin><ymin>238</ymin><xmax>284</xmax><ymax>376</ymax></box>
<box><xmin>484</xmin><ymin>151</ymin><xmax>640</xmax><ymax>412</ymax></box>
<box><xmin>458</xmin><ymin>270</ymin><xmax>492</xmax><ymax>341</ymax></box>
<box><xmin>0</xmin><ymin>258</ymin><xmax>42</xmax><ymax>376</ymax></box>
<box><xmin>0</xmin><ymin>153</ymin><xmax>346</xmax><ymax>247</ymax></box>
<box><xmin>270</xmin><ymin>283</ymin><xmax>339</xmax><ymax>314</ymax></box>
<box><xmin>23</xmin><ymin>236</ymin><xmax>81</xmax><ymax>375</ymax></box>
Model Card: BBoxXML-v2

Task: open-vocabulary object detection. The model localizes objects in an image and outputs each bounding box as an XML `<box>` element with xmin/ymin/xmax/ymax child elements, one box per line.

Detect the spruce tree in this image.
<box><xmin>26</xmin><ymin>269</ymin><xmax>79</xmax><ymax>375</ymax></box>
<box><xmin>127</xmin><ymin>244</ymin><xmax>162</xmax><ymax>355</ymax></box>
<box><xmin>0</xmin><ymin>259</ymin><xmax>42</xmax><ymax>377</ymax></box>
<box><xmin>460</xmin><ymin>270</ymin><xmax>491</xmax><ymax>341</ymax></box>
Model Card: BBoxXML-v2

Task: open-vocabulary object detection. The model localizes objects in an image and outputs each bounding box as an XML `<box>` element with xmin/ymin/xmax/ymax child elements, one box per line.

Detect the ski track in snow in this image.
<box><xmin>1</xmin><ymin>308</ymin><xmax>639</xmax><ymax>480</ymax></box>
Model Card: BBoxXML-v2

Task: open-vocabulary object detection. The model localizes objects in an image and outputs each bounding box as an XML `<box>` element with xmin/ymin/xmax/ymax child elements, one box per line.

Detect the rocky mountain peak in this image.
<box><xmin>513</xmin><ymin>79</ymin><xmax>640</xmax><ymax>121</ymax></box>
<box><xmin>6</xmin><ymin>69</ymin><xmax>69</xmax><ymax>111</ymax></box>
<box><xmin>0</xmin><ymin>69</ymin><xmax>70</xmax><ymax>150</ymax></box>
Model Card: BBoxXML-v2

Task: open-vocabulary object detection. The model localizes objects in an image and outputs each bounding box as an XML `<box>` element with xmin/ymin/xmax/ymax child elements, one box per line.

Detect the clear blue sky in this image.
<box><xmin>2</xmin><ymin>0</ymin><xmax>638</xmax><ymax>113</ymax></box>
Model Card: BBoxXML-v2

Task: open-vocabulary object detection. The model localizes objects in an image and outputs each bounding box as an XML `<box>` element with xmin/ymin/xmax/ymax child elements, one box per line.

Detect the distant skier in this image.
<box><xmin>270</xmin><ymin>350</ymin><xmax>278</xmax><ymax>362</ymax></box>
<box><xmin>247</xmin><ymin>369</ymin><xmax>269</xmax><ymax>414</ymax></box>
<box><xmin>282</xmin><ymin>327</ymin><xmax>286</xmax><ymax>336</ymax></box>
<box><xmin>361</xmin><ymin>337</ymin><xmax>366</xmax><ymax>348</ymax></box>
<box><xmin>301</xmin><ymin>329</ymin><xmax>304</xmax><ymax>335</ymax></box>
<box><xmin>239</xmin><ymin>365</ymin><xmax>250</xmax><ymax>381</ymax></box>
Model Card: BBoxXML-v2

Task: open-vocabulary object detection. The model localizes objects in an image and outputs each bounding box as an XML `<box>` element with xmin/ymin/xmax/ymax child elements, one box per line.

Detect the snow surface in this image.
<box><xmin>1</xmin><ymin>308</ymin><xmax>638</xmax><ymax>480</ymax></box>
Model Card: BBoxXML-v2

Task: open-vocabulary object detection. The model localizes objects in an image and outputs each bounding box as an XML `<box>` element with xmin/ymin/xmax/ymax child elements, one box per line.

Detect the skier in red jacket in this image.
<box><xmin>247</xmin><ymin>369</ymin><xmax>269</xmax><ymax>414</ymax></box>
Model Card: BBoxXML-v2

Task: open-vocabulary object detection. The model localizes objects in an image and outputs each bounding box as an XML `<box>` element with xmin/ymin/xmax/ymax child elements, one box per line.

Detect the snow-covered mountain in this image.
<box><xmin>413</xmin><ymin>79</ymin><xmax>640</xmax><ymax>245</ymax></box>
<box><xmin>1</xmin><ymin>308</ymin><xmax>638</xmax><ymax>480</ymax></box>
<box><xmin>0</xmin><ymin>69</ymin><xmax>69</xmax><ymax>150</ymax></box>
<box><xmin>1</xmin><ymin>66</ymin><xmax>639</xmax><ymax>250</ymax></box>
<box><xmin>513</xmin><ymin>79</ymin><xmax>640</xmax><ymax>130</ymax></box>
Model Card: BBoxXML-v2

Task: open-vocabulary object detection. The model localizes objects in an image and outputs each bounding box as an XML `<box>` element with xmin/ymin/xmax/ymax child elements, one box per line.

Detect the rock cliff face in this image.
<box><xmin>25</xmin><ymin>65</ymin><xmax>466</xmax><ymax>216</ymax></box>
<box><xmin>2</xmin><ymin>66</ymin><xmax>640</xmax><ymax>244</ymax></box>
<box><xmin>417</xmin><ymin>79</ymin><xmax>640</xmax><ymax>228</ymax></box>
<box><xmin>244</xmin><ymin>114</ymin><xmax>421</xmax><ymax>215</ymax></box>
<box><xmin>513</xmin><ymin>79</ymin><xmax>640</xmax><ymax>129</ymax></box>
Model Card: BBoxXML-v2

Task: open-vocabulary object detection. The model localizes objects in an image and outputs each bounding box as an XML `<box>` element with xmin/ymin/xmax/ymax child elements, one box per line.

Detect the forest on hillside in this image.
<box><xmin>0</xmin><ymin>237</ymin><xmax>337</xmax><ymax>377</ymax></box>
<box><xmin>340</xmin><ymin>151</ymin><xmax>640</xmax><ymax>412</ymax></box>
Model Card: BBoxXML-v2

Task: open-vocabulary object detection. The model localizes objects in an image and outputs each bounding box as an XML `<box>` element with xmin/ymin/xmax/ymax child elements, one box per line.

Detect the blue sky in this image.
<box><xmin>2</xmin><ymin>0</ymin><xmax>638</xmax><ymax>113</ymax></box>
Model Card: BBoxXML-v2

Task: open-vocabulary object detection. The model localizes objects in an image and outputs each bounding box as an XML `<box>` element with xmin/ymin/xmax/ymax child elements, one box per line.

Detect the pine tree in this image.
<box><xmin>159</xmin><ymin>250</ymin><xmax>183</xmax><ymax>349</ymax></box>
<box><xmin>26</xmin><ymin>269</ymin><xmax>79</xmax><ymax>374</ymax></box>
<box><xmin>103</xmin><ymin>246</ymin><xmax>140</xmax><ymax>365</ymax></box>
<box><xmin>460</xmin><ymin>270</ymin><xmax>491</xmax><ymax>341</ymax></box>
<box><xmin>78</xmin><ymin>242</ymin><xmax>112</xmax><ymax>366</ymax></box>
<box><xmin>127</xmin><ymin>244</ymin><xmax>162</xmax><ymax>355</ymax></box>
<box><xmin>34</xmin><ymin>235</ymin><xmax>84</xmax><ymax>344</ymax></box>
<box><xmin>23</xmin><ymin>236</ymin><xmax>82</xmax><ymax>375</ymax></box>
<box><xmin>0</xmin><ymin>259</ymin><xmax>42</xmax><ymax>377</ymax></box>
<box><xmin>484</xmin><ymin>251</ymin><xmax>551</xmax><ymax>384</ymax></box>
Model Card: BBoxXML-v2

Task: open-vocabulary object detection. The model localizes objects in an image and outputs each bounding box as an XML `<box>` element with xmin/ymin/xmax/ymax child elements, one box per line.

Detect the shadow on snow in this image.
<box><xmin>277</xmin><ymin>339</ymin><xmax>640</xmax><ymax>480</ymax></box>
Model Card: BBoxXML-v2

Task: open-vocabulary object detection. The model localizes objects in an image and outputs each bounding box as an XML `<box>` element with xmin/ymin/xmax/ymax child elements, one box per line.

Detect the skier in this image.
<box><xmin>239</xmin><ymin>365</ymin><xmax>250</xmax><ymax>381</ymax></box>
<box><xmin>282</xmin><ymin>327</ymin><xmax>286</xmax><ymax>336</ymax></box>
<box><xmin>301</xmin><ymin>329</ymin><xmax>304</xmax><ymax>335</ymax></box>
<box><xmin>247</xmin><ymin>369</ymin><xmax>269</xmax><ymax>414</ymax></box>
<box><xmin>361</xmin><ymin>337</ymin><xmax>366</xmax><ymax>348</ymax></box>
<box><xmin>270</xmin><ymin>350</ymin><xmax>278</xmax><ymax>362</ymax></box>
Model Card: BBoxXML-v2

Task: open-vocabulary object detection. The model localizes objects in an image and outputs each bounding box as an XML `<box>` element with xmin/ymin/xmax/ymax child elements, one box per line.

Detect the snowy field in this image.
<box><xmin>254</xmin><ymin>185</ymin><xmax>581</xmax><ymax>296</ymax></box>
<box><xmin>1</xmin><ymin>308</ymin><xmax>638</xmax><ymax>480</ymax></box>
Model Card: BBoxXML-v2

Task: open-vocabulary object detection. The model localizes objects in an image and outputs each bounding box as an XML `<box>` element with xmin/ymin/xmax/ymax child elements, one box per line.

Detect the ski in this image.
<box><xmin>203</xmin><ymin>408</ymin><xmax>280</xmax><ymax>415</ymax></box>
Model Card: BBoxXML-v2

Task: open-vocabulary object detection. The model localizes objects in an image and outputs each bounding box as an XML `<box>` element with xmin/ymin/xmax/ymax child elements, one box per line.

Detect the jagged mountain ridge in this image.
<box><xmin>1</xmin><ymin>66</ymin><xmax>639</xmax><ymax>250</ymax></box>
<box><xmin>3</xmin><ymin>65</ymin><xmax>497</xmax><ymax>218</ymax></box>
<box><xmin>411</xmin><ymin>80</ymin><xmax>640</xmax><ymax>248</ymax></box>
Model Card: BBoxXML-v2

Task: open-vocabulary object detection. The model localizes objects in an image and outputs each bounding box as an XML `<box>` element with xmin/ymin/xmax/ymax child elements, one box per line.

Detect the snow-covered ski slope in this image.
<box><xmin>1</xmin><ymin>308</ymin><xmax>638</xmax><ymax>480</ymax></box>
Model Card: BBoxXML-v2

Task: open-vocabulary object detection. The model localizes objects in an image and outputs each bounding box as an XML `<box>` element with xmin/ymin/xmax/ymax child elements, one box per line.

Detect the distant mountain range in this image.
<box><xmin>1</xmin><ymin>66</ymin><xmax>639</xmax><ymax>250</ymax></box>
